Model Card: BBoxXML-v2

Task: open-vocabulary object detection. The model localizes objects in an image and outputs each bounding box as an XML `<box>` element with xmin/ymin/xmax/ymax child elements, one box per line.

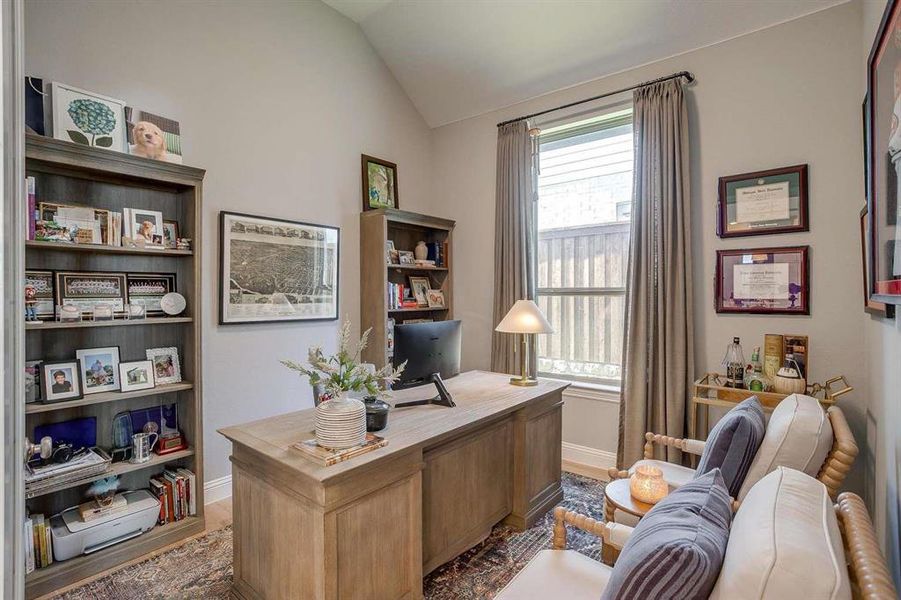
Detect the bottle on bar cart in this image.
<box><xmin>722</xmin><ymin>336</ymin><xmax>745</xmax><ymax>389</ymax></box>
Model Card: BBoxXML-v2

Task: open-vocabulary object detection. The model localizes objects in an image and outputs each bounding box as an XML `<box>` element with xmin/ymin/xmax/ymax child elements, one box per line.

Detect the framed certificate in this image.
<box><xmin>715</xmin><ymin>246</ymin><xmax>809</xmax><ymax>315</ymax></box>
<box><xmin>717</xmin><ymin>165</ymin><xmax>808</xmax><ymax>238</ymax></box>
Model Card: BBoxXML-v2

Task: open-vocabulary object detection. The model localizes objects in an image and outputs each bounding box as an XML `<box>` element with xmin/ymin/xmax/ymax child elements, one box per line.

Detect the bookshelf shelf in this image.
<box><xmin>26</xmin><ymin>239</ymin><xmax>193</xmax><ymax>256</ymax></box>
<box><xmin>361</xmin><ymin>208</ymin><xmax>455</xmax><ymax>367</ymax></box>
<box><xmin>23</xmin><ymin>134</ymin><xmax>205</xmax><ymax>599</ymax></box>
<box><xmin>26</xmin><ymin>381</ymin><xmax>194</xmax><ymax>414</ymax></box>
<box><xmin>26</xmin><ymin>448</ymin><xmax>195</xmax><ymax>499</ymax></box>
<box><xmin>387</xmin><ymin>264</ymin><xmax>449</xmax><ymax>272</ymax></box>
<box><xmin>26</xmin><ymin>316</ymin><xmax>192</xmax><ymax>331</ymax></box>
<box><xmin>24</xmin><ymin>516</ymin><xmax>204</xmax><ymax>597</ymax></box>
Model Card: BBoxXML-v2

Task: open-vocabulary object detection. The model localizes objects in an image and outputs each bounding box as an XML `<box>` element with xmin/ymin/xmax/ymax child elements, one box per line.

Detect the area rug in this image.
<box><xmin>55</xmin><ymin>472</ymin><xmax>605</xmax><ymax>599</ymax></box>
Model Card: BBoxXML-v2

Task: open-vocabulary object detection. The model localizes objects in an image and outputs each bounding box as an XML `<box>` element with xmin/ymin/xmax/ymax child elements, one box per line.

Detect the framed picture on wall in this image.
<box><xmin>716</xmin><ymin>165</ymin><xmax>808</xmax><ymax>237</ymax></box>
<box><xmin>361</xmin><ymin>154</ymin><xmax>399</xmax><ymax>211</ymax></box>
<box><xmin>714</xmin><ymin>246</ymin><xmax>810</xmax><ymax>315</ymax></box>
<box><xmin>866</xmin><ymin>0</ymin><xmax>901</xmax><ymax>305</ymax></box>
<box><xmin>860</xmin><ymin>206</ymin><xmax>894</xmax><ymax>317</ymax></box>
<box><xmin>219</xmin><ymin>211</ymin><xmax>339</xmax><ymax>324</ymax></box>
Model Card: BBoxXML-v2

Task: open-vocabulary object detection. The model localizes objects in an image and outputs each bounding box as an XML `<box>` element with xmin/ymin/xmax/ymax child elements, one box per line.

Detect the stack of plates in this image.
<box><xmin>315</xmin><ymin>397</ymin><xmax>366</xmax><ymax>450</ymax></box>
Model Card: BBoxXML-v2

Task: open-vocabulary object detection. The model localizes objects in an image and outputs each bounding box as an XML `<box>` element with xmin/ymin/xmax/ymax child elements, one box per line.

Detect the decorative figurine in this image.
<box><xmin>176</xmin><ymin>237</ymin><xmax>192</xmax><ymax>251</ymax></box>
<box><xmin>24</xmin><ymin>284</ymin><xmax>38</xmax><ymax>321</ymax></box>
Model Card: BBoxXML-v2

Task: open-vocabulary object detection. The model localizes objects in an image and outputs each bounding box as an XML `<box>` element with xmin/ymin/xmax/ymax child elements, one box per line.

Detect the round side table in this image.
<box><xmin>603</xmin><ymin>478</ymin><xmax>656</xmax><ymax>522</ymax></box>
<box><xmin>602</xmin><ymin>478</ymin><xmax>660</xmax><ymax>565</ymax></box>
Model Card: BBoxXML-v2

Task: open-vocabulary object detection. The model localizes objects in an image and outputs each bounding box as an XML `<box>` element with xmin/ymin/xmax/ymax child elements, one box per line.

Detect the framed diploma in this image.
<box><xmin>715</xmin><ymin>246</ymin><xmax>809</xmax><ymax>315</ymax></box>
<box><xmin>866</xmin><ymin>0</ymin><xmax>901</xmax><ymax>305</ymax></box>
<box><xmin>717</xmin><ymin>165</ymin><xmax>808</xmax><ymax>238</ymax></box>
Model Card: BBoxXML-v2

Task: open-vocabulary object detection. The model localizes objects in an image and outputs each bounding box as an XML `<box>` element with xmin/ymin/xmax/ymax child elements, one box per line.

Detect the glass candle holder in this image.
<box><xmin>630</xmin><ymin>464</ymin><xmax>669</xmax><ymax>504</ymax></box>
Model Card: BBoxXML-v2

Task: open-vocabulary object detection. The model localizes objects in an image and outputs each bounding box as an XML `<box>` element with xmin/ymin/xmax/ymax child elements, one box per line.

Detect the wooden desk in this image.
<box><xmin>219</xmin><ymin>371</ymin><xmax>568</xmax><ymax>600</ymax></box>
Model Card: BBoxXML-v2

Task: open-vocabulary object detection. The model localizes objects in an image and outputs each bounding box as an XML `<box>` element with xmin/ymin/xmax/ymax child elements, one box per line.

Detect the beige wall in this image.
<box><xmin>861</xmin><ymin>0</ymin><xmax>901</xmax><ymax>587</ymax></box>
<box><xmin>23</xmin><ymin>0</ymin><xmax>434</xmax><ymax>482</ymax></box>
<box><xmin>429</xmin><ymin>2</ymin><xmax>867</xmax><ymax>460</ymax></box>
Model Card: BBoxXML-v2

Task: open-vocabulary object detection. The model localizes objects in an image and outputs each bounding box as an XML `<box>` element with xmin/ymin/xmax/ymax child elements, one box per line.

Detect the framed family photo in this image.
<box><xmin>219</xmin><ymin>212</ymin><xmax>339</xmax><ymax>324</ymax></box>
<box><xmin>41</xmin><ymin>360</ymin><xmax>83</xmax><ymax>403</ymax></box>
<box><xmin>866</xmin><ymin>0</ymin><xmax>901</xmax><ymax>305</ymax></box>
<box><xmin>362</xmin><ymin>154</ymin><xmax>398</xmax><ymax>211</ymax></box>
<box><xmin>119</xmin><ymin>360</ymin><xmax>156</xmax><ymax>392</ymax></box>
<box><xmin>76</xmin><ymin>346</ymin><xmax>121</xmax><ymax>395</ymax></box>
<box><xmin>146</xmin><ymin>347</ymin><xmax>182</xmax><ymax>385</ymax></box>
<box><xmin>715</xmin><ymin>246</ymin><xmax>810</xmax><ymax>315</ymax></box>
<box><xmin>717</xmin><ymin>165</ymin><xmax>808</xmax><ymax>237</ymax></box>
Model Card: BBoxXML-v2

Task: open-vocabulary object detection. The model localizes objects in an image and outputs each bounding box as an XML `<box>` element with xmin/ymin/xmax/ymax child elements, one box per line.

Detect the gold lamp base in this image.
<box><xmin>508</xmin><ymin>333</ymin><xmax>539</xmax><ymax>387</ymax></box>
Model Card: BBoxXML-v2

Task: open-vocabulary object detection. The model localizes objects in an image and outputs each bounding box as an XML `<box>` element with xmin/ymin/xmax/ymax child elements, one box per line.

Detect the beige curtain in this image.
<box><xmin>491</xmin><ymin>121</ymin><xmax>538</xmax><ymax>375</ymax></box>
<box><xmin>617</xmin><ymin>79</ymin><xmax>694</xmax><ymax>467</ymax></box>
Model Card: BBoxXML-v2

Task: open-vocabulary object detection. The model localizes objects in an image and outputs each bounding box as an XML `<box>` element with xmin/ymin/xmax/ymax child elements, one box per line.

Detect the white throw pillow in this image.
<box><xmin>737</xmin><ymin>393</ymin><xmax>832</xmax><ymax>500</ymax></box>
<box><xmin>710</xmin><ymin>467</ymin><xmax>851</xmax><ymax>600</ymax></box>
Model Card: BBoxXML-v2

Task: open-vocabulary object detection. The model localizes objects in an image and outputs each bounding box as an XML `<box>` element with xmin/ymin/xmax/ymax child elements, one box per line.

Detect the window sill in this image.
<box><xmin>541</xmin><ymin>376</ymin><xmax>621</xmax><ymax>403</ymax></box>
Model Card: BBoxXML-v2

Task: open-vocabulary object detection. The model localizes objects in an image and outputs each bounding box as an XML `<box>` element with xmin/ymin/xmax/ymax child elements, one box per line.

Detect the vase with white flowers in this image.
<box><xmin>282</xmin><ymin>321</ymin><xmax>405</xmax><ymax>449</ymax></box>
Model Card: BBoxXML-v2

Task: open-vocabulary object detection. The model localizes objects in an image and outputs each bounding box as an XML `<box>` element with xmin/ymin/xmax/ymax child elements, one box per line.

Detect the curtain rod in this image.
<box><xmin>496</xmin><ymin>70</ymin><xmax>695</xmax><ymax>128</ymax></box>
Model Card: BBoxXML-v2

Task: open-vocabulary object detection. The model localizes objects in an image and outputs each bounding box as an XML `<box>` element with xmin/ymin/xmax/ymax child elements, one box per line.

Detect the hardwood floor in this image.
<box><xmin>35</xmin><ymin>497</ymin><xmax>234</xmax><ymax>600</ymax></box>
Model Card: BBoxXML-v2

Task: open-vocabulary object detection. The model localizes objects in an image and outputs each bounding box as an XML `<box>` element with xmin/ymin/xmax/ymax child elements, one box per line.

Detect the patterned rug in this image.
<box><xmin>55</xmin><ymin>473</ymin><xmax>605</xmax><ymax>599</ymax></box>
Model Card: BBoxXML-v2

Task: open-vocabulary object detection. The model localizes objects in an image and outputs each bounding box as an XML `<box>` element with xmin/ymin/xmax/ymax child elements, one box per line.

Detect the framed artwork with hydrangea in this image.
<box><xmin>50</xmin><ymin>82</ymin><xmax>127</xmax><ymax>152</ymax></box>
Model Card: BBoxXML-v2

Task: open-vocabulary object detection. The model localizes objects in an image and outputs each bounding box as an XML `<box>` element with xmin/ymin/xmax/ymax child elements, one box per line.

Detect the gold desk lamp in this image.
<box><xmin>495</xmin><ymin>299</ymin><xmax>554</xmax><ymax>386</ymax></box>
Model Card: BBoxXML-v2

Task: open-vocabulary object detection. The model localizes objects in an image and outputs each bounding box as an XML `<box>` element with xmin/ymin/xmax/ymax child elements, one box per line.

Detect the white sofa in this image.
<box><xmin>496</xmin><ymin>468</ymin><xmax>896</xmax><ymax>600</ymax></box>
<box><xmin>607</xmin><ymin>394</ymin><xmax>858</xmax><ymax>525</ymax></box>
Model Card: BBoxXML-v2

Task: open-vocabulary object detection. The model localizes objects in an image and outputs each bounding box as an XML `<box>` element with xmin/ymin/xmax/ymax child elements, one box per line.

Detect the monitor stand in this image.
<box><xmin>393</xmin><ymin>373</ymin><xmax>456</xmax><ymax>408</ymax></box>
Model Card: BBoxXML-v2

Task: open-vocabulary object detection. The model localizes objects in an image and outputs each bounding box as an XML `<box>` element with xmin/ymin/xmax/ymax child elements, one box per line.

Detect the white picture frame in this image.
<box><xmin>124</xmin><ymin>207</ymin><xmax>165</xmax><ymax>249</ymax></box>
<box><xmin>119</xmin><ymin>360</ymin><xmax>156</xmax><ymax>392</ymax></box>
<box><xmin>76</xmin><ymin>346</ymin><xmax>121</xmax><ymax>395</ymax></box>
<box><xmin>145</xmin><ymin>347</ymin><xmax>182</xmax><ymax>385</ymax></box>
<box><xmin>50</xmin><ymin>82</ymin><xmax>127</xmax><ymax>152</ymax></box>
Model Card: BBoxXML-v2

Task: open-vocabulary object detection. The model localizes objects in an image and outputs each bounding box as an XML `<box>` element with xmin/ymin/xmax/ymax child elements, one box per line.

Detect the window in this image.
<box><xmin>536</xmin><ymin>107</ymin><xmax>633</xmax><ymax>387</ymax></box>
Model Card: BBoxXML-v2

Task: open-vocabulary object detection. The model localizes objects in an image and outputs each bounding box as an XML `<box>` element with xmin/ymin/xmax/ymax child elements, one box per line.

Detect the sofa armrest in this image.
<box><xmin>817</xmin><ymin>406</ymin><xmax>859</xmax><ymax>499</ymax></box>
<box><xmin>643</xmin><ymin>432</ymin><xmax>706</xmax><ymax>459</ymax></box>
<box><xmin>835</xmin><ymin>492</ymin><xmax>898</xmax><ymax>600</ymax></box>
<box><xmin>552</xmin><ymin>507</ymin><xmax>634</xmax><ymax>551</ymax></box>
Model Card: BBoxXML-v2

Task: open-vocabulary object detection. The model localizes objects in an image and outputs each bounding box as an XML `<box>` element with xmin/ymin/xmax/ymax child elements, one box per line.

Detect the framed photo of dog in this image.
<box><xmin>125</xmin><ymin>107</ymin><xmax>183</xmax><ymax>164</ymax></box>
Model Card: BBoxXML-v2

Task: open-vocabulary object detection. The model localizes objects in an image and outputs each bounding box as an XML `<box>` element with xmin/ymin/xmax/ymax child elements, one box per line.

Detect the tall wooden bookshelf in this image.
<box><xmin>23</xmin><ymin>134</ymin><xmax>205</xmax><ymax>598</ymax></box>
<box><xmin>360</xmin><ymin>208</ymin><xmax>455</xmax><ymax>367</ymax></box>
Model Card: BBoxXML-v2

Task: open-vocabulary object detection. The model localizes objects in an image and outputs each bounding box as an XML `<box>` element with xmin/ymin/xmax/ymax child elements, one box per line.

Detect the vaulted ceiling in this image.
<box><xmin>323</xmin><ymin>0</ymin><xmax>849</xmax><ymax>128</ymax></box>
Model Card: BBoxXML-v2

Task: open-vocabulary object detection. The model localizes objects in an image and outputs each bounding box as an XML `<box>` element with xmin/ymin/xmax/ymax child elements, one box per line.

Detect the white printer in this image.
<box><xmin>50</xmin><ymin>490</ymin><xmax>159</xmax><ymax>561</ymax></box>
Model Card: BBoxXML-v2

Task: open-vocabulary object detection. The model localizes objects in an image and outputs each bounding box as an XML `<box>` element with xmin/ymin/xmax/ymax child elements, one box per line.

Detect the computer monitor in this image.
<box><xmin>392</xmin><ymin>320</ymin><xmax>461</xmax><ymax>408</ymax></box>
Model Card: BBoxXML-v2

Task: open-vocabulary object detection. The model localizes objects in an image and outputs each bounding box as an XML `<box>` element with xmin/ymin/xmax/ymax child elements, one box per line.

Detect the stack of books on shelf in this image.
<box><xmin>149</xmin><ymin>468</ymin><xmax>197</xmax><ymax>525</ymax></box>
<box><xmin>25</xmin><ymin>449</ymin><xmax>112</xmax><ymax>497</ymax></box>
<box><xmin>387</xmin><ymin>283</ymin><xmax>418</xmax><ymax>310</ymax></box>
<box><xmin>24</xmin><ymin>514</ymin><xmax>53</xmax><ymax>573</ymax></box>
<box><xmin>387</xmin><ymin>318</ymin><xmax>396</xmax><ymax>359</ymax></box>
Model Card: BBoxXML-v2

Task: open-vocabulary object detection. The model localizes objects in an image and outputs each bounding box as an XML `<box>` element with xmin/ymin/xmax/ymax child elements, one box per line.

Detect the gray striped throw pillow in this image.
<box><xmin>695</xmin><ymin>395</ymin><xmax>765</xmax><ymax>497</ymax></box>
<box><xmin>600</xmin><ymin>469</ymin><xmax>732</xmax><ymax>600</ymax></box>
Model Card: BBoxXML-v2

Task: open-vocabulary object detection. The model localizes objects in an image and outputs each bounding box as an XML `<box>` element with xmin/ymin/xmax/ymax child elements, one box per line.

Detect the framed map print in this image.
<box><xmin>219</xmin><ymin>212</ymin><xmax>339</xmax><ymax>324</ymax></box>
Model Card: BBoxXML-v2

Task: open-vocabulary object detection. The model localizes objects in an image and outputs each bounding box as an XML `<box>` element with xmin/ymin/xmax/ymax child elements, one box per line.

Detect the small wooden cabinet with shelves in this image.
<box><xmin>360</xmin><ymin>208</ymin><xmax>455</xmax><ymax>367</ymax></box>
<box><xmin>22</xmin><ymin>134</ymin><xmax>205</xmax><ymax>599</ymax></box>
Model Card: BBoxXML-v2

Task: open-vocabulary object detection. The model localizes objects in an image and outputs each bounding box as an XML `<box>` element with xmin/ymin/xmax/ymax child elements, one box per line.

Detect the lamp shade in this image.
<box><xmin>495</xmin><ymin>300</ymin><xmax>554</xmax><ymax>334</ymax></box>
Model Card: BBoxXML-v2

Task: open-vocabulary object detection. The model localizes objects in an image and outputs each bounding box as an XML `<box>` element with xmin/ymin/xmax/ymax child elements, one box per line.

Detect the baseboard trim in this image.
<box><xmin>562</xmin><ymin>442</ymin><xmax>617</xmax><ymax>481</ymax></box>
<box><xmin>204</xmin><ymin>475</ymin><xmax>232</xmax><ymax>505</ymax></box>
